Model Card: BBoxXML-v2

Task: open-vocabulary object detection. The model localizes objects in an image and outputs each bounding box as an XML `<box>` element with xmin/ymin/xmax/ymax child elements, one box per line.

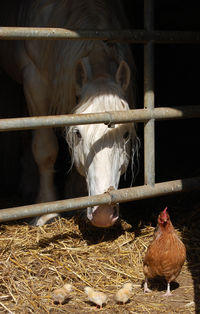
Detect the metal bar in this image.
<box><xmin>144</xmin><ymin>0</ymin><xmax>155</xmax><ymax>186</ymax></box>
<box><xmin>0</xmin><ymin>176</ymin><xmax>200</xmax><ymax>222</ymax></box>
<box><xmin>0</xmin><ymin>106</ymin><xmax>200</xmax><ymax>132</ymax></box>
<box><xmin>0</xmin><ymin>27</ymin><xmax>200</xmax><ymax>43</ymax></box>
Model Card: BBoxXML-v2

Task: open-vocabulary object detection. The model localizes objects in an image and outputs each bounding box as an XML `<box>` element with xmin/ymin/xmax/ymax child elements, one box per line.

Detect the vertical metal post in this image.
<box><xmin>144</xmin><ymin>0</ymin><xmax>155</xmax><ymax>186</ymax></box>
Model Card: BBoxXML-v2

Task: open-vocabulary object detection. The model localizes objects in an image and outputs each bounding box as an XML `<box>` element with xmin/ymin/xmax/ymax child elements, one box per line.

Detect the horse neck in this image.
<box><xmin>28</xmin><ymin>0</ymin><xmax>121</xmax><ymax>29</ymax></box>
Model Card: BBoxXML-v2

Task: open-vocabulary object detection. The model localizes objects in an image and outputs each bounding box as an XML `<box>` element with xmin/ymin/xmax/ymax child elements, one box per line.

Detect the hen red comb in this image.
<box><xmin>162</xmin><ymin>207</ymin><xmax>168</xmax><ymax>219</ymax></box>
<box><xmin>163</xmin><ymin>207</ymin><xmax>168</xmax><ymax>214</ymax></box>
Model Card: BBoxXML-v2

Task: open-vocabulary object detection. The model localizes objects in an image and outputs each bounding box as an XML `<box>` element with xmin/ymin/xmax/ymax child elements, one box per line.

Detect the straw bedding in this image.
<box><xmin>0</xmin><ymin>203</ymin><xmax>199</xmax><ymax>313</ymax></box>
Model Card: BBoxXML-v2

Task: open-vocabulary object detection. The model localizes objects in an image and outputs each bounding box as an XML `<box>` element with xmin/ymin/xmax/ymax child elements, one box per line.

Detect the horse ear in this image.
<box><xmin>75</xmin><ymin>60</ymin><xmax>87</xmax><ymax>96</ymax></box>
<box><xmin>115</xmin><ymin>60</ymin><xmax>130</xmax><ymax>91</ymax></box>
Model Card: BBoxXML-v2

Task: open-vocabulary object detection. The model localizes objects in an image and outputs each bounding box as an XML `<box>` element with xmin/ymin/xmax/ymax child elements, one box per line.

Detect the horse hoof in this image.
<box><xmin>30</xmin><ymin>213</ymin><xmax>60</xmax><ymax>226</ymax></box>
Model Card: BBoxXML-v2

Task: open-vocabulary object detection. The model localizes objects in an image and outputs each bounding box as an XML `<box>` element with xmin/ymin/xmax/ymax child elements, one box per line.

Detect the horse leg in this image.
<box><xmin>32</xmin><ymin>128</ymin><xmax>59</xmax><ymax>225</ymax></box>
<box><xmin>22</xmin><ymin>63</ymin><xmax>59</xmax><ymax>225</ymax></box>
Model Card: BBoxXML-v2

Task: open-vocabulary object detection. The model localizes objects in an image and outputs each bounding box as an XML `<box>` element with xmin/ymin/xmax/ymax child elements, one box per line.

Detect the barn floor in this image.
<box><xmin>0</xmin><ymin>191</ymin><xmax>199</xmax><ymax>314</ymax></box>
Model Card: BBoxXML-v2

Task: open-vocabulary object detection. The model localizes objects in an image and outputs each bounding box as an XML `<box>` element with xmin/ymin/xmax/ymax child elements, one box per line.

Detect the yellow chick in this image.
<box><xmin>52</xmin><ymin>283</ymin><xmax>72</xmax><ymax>304</ymax></box>
<box><xmin>114</xmin><ymin>282</ymin><xmax>132</xmax><ymax>304</ymax></box>
<box><xmin>84</xmin><ymin>286</ymin><xmax>108</xmax><ymax>308</ymax></box>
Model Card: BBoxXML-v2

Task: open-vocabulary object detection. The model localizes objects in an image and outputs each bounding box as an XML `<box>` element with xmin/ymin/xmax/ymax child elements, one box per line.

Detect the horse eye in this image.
<box><xmin>76</xmin><ymin>96</ymin><xmax>80</xmax><ymax>104</ymax></box>
<box><xmin>73</xmin><ymin>128</ymin><xmax>82</xmax><ymax>139</ymax></box>
<box><xmin>123</xmin><ymin>131</ymin><xmax>129</xmax><ymax>140</ymax></box>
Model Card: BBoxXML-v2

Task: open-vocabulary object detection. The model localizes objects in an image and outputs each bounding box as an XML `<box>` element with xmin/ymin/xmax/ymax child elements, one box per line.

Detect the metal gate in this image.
<box><xmin>0</xmin><ymin>0</ymin><xmax>200</xmax><ymax>222</ymax></box>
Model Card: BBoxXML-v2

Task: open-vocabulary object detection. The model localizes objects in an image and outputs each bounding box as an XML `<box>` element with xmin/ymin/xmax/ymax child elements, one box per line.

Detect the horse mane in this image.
<box><xmin>24</xmin><ymin>0</ymin><xmax>136</xmax><ymax>115</ymax></box>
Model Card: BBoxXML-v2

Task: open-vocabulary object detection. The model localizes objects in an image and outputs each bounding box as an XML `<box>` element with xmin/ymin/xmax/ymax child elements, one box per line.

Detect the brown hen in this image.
<box><xmin>143</xmin><ymin>207</ymin><xmax>186</xmax><ymax>296</ymax></box>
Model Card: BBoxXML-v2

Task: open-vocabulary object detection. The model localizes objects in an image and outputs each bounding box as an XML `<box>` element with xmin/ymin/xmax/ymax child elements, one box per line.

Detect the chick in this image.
<box><xmin>114</xmin><ymin>282</ymin><xmax>132</xmax><ymax>304</ymax></box>
<box><xmin>52</xmin><ymin>283</ymin><xmax>72</xmax><ymax>304</ymax></box>
<box><xmin>84</xmin><ymin>286</ymin><xmax>107</xmax><ymax>308</ymax></box>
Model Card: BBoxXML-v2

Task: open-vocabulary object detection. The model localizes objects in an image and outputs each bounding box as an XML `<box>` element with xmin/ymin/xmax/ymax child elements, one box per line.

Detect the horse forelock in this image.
<box><xmin>66</xmin><ymin>82</ymin><xmax>134</xmax><ymax>160</ymax></box>
<box><xmin>66</xmin><ymin>77</ymin><xmax>132</xmax><ymax>156</ymax></box>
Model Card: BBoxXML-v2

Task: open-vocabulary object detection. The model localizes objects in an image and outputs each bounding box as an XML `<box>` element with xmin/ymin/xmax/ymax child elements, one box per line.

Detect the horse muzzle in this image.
<box><xmin>87</xmin><ymin>203</ymin><xmax>119</xmax><ymax>228</ymax></box>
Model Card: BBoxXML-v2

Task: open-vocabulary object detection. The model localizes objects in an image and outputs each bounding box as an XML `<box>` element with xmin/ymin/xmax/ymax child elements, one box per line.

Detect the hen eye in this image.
<box><xmin>123</xmin><ymin>131</ymin><xmax>129</xmax><ymax>140</ymax></box>
<box><xmin>73</xmin><ymin>128</ymin><xmax>82</xmax><ymax>139</ymax></box>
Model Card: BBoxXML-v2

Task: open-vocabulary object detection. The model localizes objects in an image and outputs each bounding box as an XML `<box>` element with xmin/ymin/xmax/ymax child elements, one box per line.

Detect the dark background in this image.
<box><xmin>0</xmin><ymin>0</ymin><xmax>200</xmax><ymax>211</ymax></box>
<box><xmin>124</xmin><ymin>0</ymin><xmax>200</xmax><ymax>187</ymax></box>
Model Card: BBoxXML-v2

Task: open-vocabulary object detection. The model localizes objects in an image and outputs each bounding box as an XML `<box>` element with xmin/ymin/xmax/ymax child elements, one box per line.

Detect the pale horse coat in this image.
<box><xmin>0</xmin><ymin>0</ymin><xmax>137</xmax><ymax>227</ymax></box>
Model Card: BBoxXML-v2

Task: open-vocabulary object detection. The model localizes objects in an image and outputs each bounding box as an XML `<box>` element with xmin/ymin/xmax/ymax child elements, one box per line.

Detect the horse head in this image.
<box><xmin>66</xmin><ymin>55</ymin><xmax>137</xmax><ymax>228</ymax></box>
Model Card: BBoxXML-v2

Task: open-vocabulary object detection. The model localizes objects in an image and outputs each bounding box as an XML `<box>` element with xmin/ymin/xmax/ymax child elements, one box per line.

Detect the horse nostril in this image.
<box><xmin>112</xmin><ymin>205</ymin><xmax>119</xmax><ymax>218</ymax></box>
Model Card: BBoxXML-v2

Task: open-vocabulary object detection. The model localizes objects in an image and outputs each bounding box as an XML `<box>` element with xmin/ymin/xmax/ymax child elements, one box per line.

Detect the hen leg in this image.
<box><xmin>163</xmin><ymin>282</ymin><xmax>172</xmax><ymax>297</ymax></box>
<box><xmin>144</xmin><ymin>277</ymin><xmax>152</xmax><ymax>293</ymax></box>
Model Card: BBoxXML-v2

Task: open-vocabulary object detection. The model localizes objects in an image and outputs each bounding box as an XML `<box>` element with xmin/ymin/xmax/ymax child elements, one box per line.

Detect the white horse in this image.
<box><xmin>0</xmin><ymin>0</ymin><xmax>137</xmax><ymax>227</ymax></box>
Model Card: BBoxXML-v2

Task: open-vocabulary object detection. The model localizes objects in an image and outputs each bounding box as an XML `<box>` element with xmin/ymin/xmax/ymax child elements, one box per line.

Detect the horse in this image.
<box><xmin>0</xmin><ymin>0</ymin><xmax>137</xmax><ymax>228</ymax></box>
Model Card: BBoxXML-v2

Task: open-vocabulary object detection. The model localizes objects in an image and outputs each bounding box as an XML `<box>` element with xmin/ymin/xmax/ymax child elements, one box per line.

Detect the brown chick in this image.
<box><xmin>114</xmin><ymin>282</ymin><xmax>132</xmax><ymax>304</ymax></box>
<box><xmin>143</xmin><ymin>207</ymin><xmax>186</xmax><ymax>296</ymax></box>
<box><xmin>52</xmin><ymin>283</ymin><xmax>72</xmax><ymax>304</ymax></box>
<box><xmin>84</xmin><ymin>286</ymin><xmax>107</xmax><ymax>308</ymax></box>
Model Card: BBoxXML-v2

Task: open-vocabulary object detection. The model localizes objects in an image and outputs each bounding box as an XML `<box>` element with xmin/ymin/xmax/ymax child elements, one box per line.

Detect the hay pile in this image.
<box><xmin>0</xmin><ymin>209</ymin><xmax>198</xmax><ymax>313</ymax></box>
